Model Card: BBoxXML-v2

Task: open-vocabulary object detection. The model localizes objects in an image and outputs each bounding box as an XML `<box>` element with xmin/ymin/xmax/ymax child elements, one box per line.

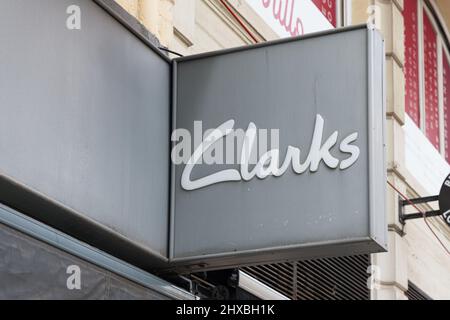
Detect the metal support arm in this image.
<box><xmin>399</xmin><ymin>195</ymin><xmax>440</xmax><ymax>224</ymax></box>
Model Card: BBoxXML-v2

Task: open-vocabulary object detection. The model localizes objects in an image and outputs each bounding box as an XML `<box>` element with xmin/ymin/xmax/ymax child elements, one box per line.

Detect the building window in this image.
<box><xmin>443</xmin><ymin>49</ymin><xmax>450</xmax><ymax>161</ymax></box>
<box><xmin>404</xmin><ymin>0</ymin><xmax>450</xmax><ymax>161</ymax></box>
<box><xmin>423</xmin><ymin>9</ymin><xmax>440</xmax><ymax>150</ymax></box>
<box><xmin>405</xmin><ymin>0</ymin><xmax>420</xmax><ymax>126</ymax></box>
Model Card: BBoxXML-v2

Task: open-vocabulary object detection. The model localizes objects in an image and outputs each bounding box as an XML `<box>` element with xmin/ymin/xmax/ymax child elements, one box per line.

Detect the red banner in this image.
<box><xmin>444</xmin><ymin>52</ymin><xmax>450</xmax><ymax>162</ymax></box>
<box><xmin>423</xmin><ymin>11</ymin><xmax>440</xmax><ymax>150</ymax></box>
<box><xmin>404</xmin><ymin>0</ymin><xmax>420</xmax><ymax>126</ymax></box>
<box><xmin>312</xmin><ymin>0</ymin><xmax>337</xmax><ymax>27</ymax></box>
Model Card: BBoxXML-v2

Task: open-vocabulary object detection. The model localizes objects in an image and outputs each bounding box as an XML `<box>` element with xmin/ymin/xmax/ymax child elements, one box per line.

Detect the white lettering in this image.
<box><xmin>339</xmin><ymin>132</ymin><xmax>360</xmax><ymax>170</ymax></box>
<box><xmin>180</xmin><ymin>115</ymin><xmax>361</xmax><ymax>191</ymax></box>
<box><xmin>176</xmin><ymin>305</ymin><xmax>210</xmax><ymax>318</ymax></box>
<box><xmin>181</xmin><ymin>120</ymin><xmax>241</xmax><ymax>191</ymax></box>
<box><xmin>304</xmin><ymin>114</ymin><xmax>339</xmax><ymax>172</ymax></box>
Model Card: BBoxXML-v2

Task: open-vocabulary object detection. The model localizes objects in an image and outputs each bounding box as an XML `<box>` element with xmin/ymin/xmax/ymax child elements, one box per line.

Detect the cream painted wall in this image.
<box><xmin>403</xmin><ymin>116</ymin><xmax>450</xmax><ymax>299</ymax></box>
<box><xmin>405</xmin><ymin>217</ymin><xmax>450</xmax><ymax>299</ymax></box>
<box><xmin>115</xmin><ymin>0</ymin><xmax>139</xmax><ymax>16</ymax></box>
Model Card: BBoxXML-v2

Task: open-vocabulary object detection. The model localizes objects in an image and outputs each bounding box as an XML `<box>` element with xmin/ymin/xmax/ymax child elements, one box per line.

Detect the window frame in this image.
<box><xmin>409</xmin><ymin>0</ymin><xmax>450</xmax><ymax>162</ymax></box>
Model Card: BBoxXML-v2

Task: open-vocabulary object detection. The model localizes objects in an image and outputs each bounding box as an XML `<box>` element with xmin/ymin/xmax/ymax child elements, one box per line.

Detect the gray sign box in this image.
<box><xmin>171</xmin><ymin>26</ymin><xmax>387</xmax><ymax>270</ymax></box>
<box><xmin>0</xmin><ymin>0</ymin><xmax>386</xmax><ymax>273</ymax></box>
<box><xmin>0</xmin><ymin>0</ymin><xmax>170</xmax><ymax>268</ymax></box>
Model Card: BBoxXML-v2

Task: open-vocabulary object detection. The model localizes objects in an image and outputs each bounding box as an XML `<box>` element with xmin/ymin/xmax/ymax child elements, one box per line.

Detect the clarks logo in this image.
<box><xmin>171</xmin><ymin>115</ymin><xmax>360</xmax><ymax>191</ymax></box>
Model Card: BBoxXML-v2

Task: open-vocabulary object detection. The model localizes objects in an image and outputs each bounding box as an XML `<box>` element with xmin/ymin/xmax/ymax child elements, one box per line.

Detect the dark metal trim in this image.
<box><xmin>0</xmin><ymin>174</ymin><xmax>169</xmax><ymax>270</ymax></box>
<box><xmin>401</xmin><ymin>195</ymin><xmax>439</xmax><ymax>206</ymax></box>
<box><xmin>242</xmin><ymin>255</ymin><xmax>371</xmax><ymax>300</ymax></box>
<box><xmin>399</xmin><ymin>195</ymin><xmax>440</xmax><ymax>224</ymax></box>
<box><xmin>159</xmin><ymin>47</ymin><xmax>184</xmax><ymax>57</ymax></box>
<box><xmin>401</xmin><ymin>210</ymin><xmax>442</xmax><ymax>222</ymax></box>
<box><xmin>0</xmin><ymin>204</ymin><xmax>194</xmax><ymax>300</ymax></box>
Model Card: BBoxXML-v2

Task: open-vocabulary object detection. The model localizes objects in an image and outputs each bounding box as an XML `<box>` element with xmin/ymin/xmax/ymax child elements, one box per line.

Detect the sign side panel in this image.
<box><xmin>368</xmin><ymin>29</ymin><xmax>388</xmax><ymax>249</ymax></box>
<box><xmin>0</xmin><ymin>0</ymin><xmax>170</xmax><ymax>260</ymax></box>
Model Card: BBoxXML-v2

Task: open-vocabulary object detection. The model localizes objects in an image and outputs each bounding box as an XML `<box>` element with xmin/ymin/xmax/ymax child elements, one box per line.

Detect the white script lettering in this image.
<box><xmin>181</xmin><ymin>114</ymin><xmax>360</xmax><ymax>191</ymax></box>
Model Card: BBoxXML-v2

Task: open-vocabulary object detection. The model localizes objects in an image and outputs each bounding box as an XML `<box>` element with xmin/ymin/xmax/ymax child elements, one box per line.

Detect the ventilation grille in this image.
<box><xmin>241</xmin><ymin>255</ymin><xmax>370</xmax><ymax>300</ymax></box>
<box><xmin>406</xmin><ymin>282</ymin><xmax>431</xmax><ymax>300</ymax></box>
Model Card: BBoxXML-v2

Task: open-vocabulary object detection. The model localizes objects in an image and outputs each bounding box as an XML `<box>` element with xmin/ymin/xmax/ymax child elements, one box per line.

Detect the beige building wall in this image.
<box><xmin>114</xmin><ymin>0</ymin><xmax>450</xmax><ymax>300</ymax></box>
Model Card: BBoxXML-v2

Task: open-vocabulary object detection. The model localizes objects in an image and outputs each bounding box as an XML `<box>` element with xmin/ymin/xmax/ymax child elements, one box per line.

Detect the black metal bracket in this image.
<box><xmin>399</xmin><ymin>195</ymin><xmax>440</xmax><ymax>225</ymax></box>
